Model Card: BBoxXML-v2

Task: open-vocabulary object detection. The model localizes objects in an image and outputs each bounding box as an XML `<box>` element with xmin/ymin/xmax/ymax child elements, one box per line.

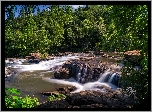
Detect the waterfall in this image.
<box><xmin>98</xmin><ymin>69</ymin><xmax>121</xmax><ymax>87</ymax></box>
<box><xmin>108</xmin><ymin>72</ymin><xmax>117</xmax><ymax>83</ymax></box>
<box><xmin>98</xmin><ymin>69</ymin><xmax>111</xmax><ymax>82</ymax></box>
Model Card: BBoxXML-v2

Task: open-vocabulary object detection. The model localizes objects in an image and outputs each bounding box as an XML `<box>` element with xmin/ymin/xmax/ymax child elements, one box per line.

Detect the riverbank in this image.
<box><xmin>5</xmin><ymin>51</ymin><xmax>140</xmax><ymax>108</ymax></box>
<box><xmin>34</xmin><ymin>86</ymin><xmax>136</xmax><ymax>108</ymax></box>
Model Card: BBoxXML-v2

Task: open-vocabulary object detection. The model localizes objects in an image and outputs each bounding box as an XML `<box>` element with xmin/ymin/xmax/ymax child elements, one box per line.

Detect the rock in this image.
<box><xmin>94</xmin><ymin>50</ymin><xmax>104</xmax><ymax>55</ymax></box>
<box><xmin>34</xmin><ymin>100</ymin><xmax>71</xmax><ymax>108</ymax></box>
<box><xmin>50</xmin><ymin>65</ymin><xmax>62</xmax><ymax>72</ymax></box>
<box><xmin>41</xmin><ymin>86</ymin><xmax>77</xmax><ymax>97</ymax></box>
<box><xmin>124</xmin><ymin>50</ymin><xmax>142</xmax><ymax>64</ymax></box>
<box><xmin>79</xmin><ymin>56</ymin><xmax>94</xmax><ymax>61</ymax></box>
<box><xmin>64</xmin><ymin>52</ymin><xmax>73</xmax><ymax>55</ymax></box>
<box><xmin>41</xmin><ymin>92</ymin><xmax>60</xmax><ymax>96</ymax></box>
<box><xmin>54</xmin><ymin>68</ymin><xmax>70</xmax><ymax>79</ymax></box>
<box><xmin>36</xmin><ymin>89</ymin><xmax>136</xmax><ymax>108</ymax></box>
<box><xmin>66</xmin><ymin>90</ymin><xmax>135</xmax><ymax>108</ymax></box>
<box><xmin>5</xmin><ymin>67</ymin><xmax>12</xmax><ymax>77</ymax></box>
<box><xmin>86</xmin><ymin>53</ymin><xmax>95</xmax><ymax>57</ymax></box>
<box><xmin>5</xmin><ymin>67</ymin><xmax>9</xmax><ymax>77</ymax></box>
<box><xmin>29</xmin><ymin>52</ymin><xmax>42</xmax><ymax>59</ymax></box>
<box><xmin>28</xmin><ymin>59</ymin><xmax>40</xmax><ymax>64</ymax></box>
<box><xmin>5</xmin><ymin>67</ymin><xmax>17</xmax><ymax>78</ymax></box>
<box><xmin>46</xmin><ymin>56</ymin><xmax>54</xmax><ymax>60</ymax></box>
<box><xmin>25</xmin><ymin>52</ymin><xmax>54</xmax><ymax>64</ymax></box>
<box><xmin>25</xmin><ymin>56</ymin><xmax>35</xmax><ymax>60</ymax></box>
<box><xmin>54</xmin><ymin>60</ymin><xmax>109</xmax><ymax>83</ymax></box>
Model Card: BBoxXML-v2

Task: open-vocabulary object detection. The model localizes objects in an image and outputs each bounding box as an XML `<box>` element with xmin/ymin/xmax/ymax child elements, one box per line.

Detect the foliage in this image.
<box><xmin>5</xmin><ymin>5</ymin><xmax>149</xmax><ymax>108</ymax></box>
<box><xmin>48</xmin><ymin>93</ymin><xmax>66</xmax><ymax>101</ymax></box>
<box><xmin>5</xmin><ymin>88</ymin><xmax>40</xmax><ymax>108</ymax></box>
<box><xmin>120</xmin><ymin>63</ymin><xmax>148</xmax><ymax>108</ymax></box>
<box><xmin>109</xmin><ymin>5</ymin><xmax>148</xmax><ymax>108</ymax></box>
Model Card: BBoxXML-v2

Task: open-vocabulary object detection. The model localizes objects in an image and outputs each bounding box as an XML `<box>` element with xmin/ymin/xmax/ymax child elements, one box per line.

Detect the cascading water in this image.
<box><xmin>97</xmin><ymin>69</ymin><xmax>121</xmax><ymax>88</ymax></box>
<box><xmin>5</xmin><ymin>53</ymin><xmax>122</xmax><ymax>97</ymax></box>
<box><xmin>43</xmin><ymin>66</ymin><xmax>122</xmax><ymax>93</ymax></box>
<box><xmin>8</xmin><ymin>55</ymin><xmax>80</xmax><ymax>71</ymax></box>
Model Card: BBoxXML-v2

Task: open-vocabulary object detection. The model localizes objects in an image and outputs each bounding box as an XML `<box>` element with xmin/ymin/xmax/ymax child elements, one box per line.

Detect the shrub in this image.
<box><xmin>5</xmin><ymin>88</ymin><xmax>40</xmax><ymax>108</ymax></box>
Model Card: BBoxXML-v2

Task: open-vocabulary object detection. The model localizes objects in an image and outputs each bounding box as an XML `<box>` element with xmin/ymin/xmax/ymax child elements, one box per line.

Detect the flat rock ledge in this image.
<box><xmin>35</xmin><ymin>90</ymin><xmax>136</xmax><ymax>108</ymax></box>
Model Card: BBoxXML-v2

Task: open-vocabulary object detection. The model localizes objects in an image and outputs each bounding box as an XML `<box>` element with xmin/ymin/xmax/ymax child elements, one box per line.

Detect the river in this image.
<box><xmin>5</xmin><ymin>52</ymin><xmax>124</xmax><ymax>103</ymax></box>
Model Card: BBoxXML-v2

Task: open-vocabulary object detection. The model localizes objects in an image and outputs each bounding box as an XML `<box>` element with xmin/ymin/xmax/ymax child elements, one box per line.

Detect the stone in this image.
<box><xmin>124</xmin><ymin>50</ymin><xmax>142</xmax><ymax>64</ymax></box>
<box><xmin>54</xmin><ymin>59</ymin><xmax>109</xmax><ymax>83</ymax></box>
<box><xmin>36</xmin><ymin>89</ymin><xmax>136</xmax><ymax>108</ymax></box>
<box><xmin>54</xmin><ymin>68</ymin><xmax>70</xmax><ymax>79</ymax></box>
<box><xmin>94</xmin><ymin>50</ymin><xmax>104</xmax><ymax>55</ymax></box>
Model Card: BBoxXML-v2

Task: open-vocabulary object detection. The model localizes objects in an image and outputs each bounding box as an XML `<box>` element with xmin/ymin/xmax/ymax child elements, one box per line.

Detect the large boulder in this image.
<box><xmin>54</xmin><ymin>68</ymin><xmax>70</xmax><ymax>79</ymax></box>
<box><xmin>25</xmin><ymin>52</ymin><xmax>54</xmax><ymax>64</ymax></box>
<box><xmin>66</xmin><ymin>90</ymin><xmax>135</xmax><ymax>108</ymax></box>
<box><xmin>54</xmin><ymin>60</ymin><xmax>109</xmax><ymax>84</ymax></box>
<box><xmin>25</xmin><ymin>52</ymin><xmax>42</xmax><ymax>64</ymax></box>
<box><xmin>36</xmin><ymin>90</ymin><xmax>136</xmax><ymax>108</ymax></box>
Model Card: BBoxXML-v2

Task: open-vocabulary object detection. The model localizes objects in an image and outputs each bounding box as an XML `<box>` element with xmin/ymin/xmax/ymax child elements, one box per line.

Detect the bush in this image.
<box><xmin>5</xmin><ymin>88</ymin><xmax>40</xmax><ymax>108</ymax></box>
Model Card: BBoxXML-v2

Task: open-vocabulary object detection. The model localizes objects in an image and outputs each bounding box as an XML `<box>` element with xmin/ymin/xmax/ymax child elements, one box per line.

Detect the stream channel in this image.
<box><xmin>5</xmin><ymin>52</ymin><xmax>124</xmax><ymax>103</ymax></box>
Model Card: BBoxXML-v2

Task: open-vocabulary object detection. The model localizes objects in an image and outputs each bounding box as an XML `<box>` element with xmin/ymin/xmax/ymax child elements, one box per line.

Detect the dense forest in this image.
<box><xmin>5</xmin><ymin>5</ymin><xmax>148</xmax><ymax>57</ymax></box>
<box><xmin>5</xmin><ymin>5</ymin><xmax>149</xmax><ymax>108</ymax></box>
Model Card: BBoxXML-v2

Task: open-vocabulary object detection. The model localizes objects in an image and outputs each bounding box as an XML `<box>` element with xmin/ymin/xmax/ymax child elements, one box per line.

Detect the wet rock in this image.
<box><xmin>41</xmin><ymin>86</ymin><xmax>77</xmax><ymax>96</ymax></box>
<box><xmin>25</xmin><ymin>52</ymin><xmax>54</xmax><ymax>64</ymax></box>
<box><xmin>54</xmin><ymin>68</ymin><xmax>70</xmax><ymax>79</ymax></box>
<box><xmin>54</xmin><ymin>60</ymin><xmax>109</xmax><ymax>83</ymax></box>
<box><xmin>28</xmin><ymin>59</ymin><xmax>40</xmax><ymax>64</ymax></box>
<box><xmin>5</xmin><ymin>67</ymin><xmax>17</xmax><ymax>78</ymax></box>
<box><xmin>5</xmin><ymin>67</ymin><xmax>10</xmax><ymax>78</ymax></box>
<box><xmin>46</xmin><ymin>56</ymin><xmax>54</xmax><ymax>60</ymax></box>
<box><xmin>50</xmin><ymin>65</ymin><xmax>62</xmax><ymax>72</ymax></box>
<box><xmin>57</xmin><ymin>86</ymin><xmax>77</xmax><ymax>94</ymax></box>
<box><xmin>41</xmin><ymin>92</ymin><xmax>60</xmax><ymax>96</ymax></box>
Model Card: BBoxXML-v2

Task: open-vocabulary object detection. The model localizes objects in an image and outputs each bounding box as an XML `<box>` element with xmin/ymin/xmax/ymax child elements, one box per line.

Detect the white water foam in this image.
<box><xmin>43</xmin><ymin>70</ymin><xmax>119</xmax><ymax>93</ymax></box>
<box><xmin>11</xmin><ymin>55</ymin><xmax>79</xmax><ymax>71</ymax></box>
<box><xmin>7</xmin><ymin>55</ymin><xmax>121</xmax><ymax>93</ymax></box>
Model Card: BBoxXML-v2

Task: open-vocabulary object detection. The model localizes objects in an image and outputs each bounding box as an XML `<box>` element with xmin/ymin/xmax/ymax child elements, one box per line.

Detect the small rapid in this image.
<box><xmin>7</xmin><ymin>55</ymin><xmax>80</xmax><ymax>71</ymax></box>
<box><xmin>42</xmin><ymin>69</ymin><xmax>120</xmax><ymax>93</ymax></box>
<box><xmin>5</xmin><ymin>53</ymin><xmax>123</xmax><ymax>102</ymax></box>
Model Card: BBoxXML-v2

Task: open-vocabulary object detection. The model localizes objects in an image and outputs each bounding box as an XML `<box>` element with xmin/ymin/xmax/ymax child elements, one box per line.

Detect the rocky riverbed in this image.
<box><xmin>5</xmin><ymin>50</ymin><xmax>140</xmax><ymax>108</ymax></box>
<box><xmin>35</xmin><ymin>86</ymin><xmax>136</xmax><ymax>108</ymax></box>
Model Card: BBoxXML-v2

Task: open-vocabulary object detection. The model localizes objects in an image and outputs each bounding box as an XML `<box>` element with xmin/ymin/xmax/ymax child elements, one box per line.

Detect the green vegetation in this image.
<box><xmin>48</xmin><ymin>93</ymin><xmax>66</xmax><ymax>101</ymax></box>
<box><xmin>5</xmin><ymin>87</ymin><xmax>67</xmax><ymax>108</ymax></box>
<box><xmin>5</xmin><ymin>88</ymin><xmax>40</xmax><ymax>108</ymax></box>
<box><xmin>5</xmin><ymin>5</ymin><xmax>149</xmax><ymax>108</ymax></box>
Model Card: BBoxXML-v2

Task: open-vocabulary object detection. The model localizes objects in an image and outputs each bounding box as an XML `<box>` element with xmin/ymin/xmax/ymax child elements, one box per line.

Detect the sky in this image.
<box><xmin>5</xmin><ymin>5</ymin><xmax>85</xmax><ymax>19</ymax></box>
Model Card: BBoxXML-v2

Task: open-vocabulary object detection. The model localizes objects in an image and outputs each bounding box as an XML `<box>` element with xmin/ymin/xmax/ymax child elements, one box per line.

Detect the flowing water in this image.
<box><xmin>5</xmin><ymin>52</ymin><xmax>123</xmax><ymax>103</ymax></box>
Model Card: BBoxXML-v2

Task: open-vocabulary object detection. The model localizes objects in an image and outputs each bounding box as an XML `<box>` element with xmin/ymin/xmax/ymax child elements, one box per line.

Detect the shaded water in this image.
<box><xmin>5</xmin><ymin>70</ymin><xmax>71</xmax><ymax>103</ymax></box>
<box><xmin>5</xmin><ymin>52</ymin><xmax>123</xmax><ymax>103</ymax></box>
